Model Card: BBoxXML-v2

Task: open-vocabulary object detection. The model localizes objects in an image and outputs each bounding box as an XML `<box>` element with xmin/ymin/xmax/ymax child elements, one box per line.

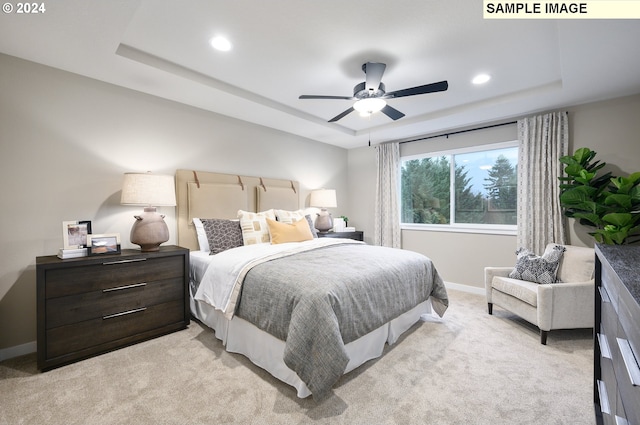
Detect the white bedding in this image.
<box><xmin>189</xmin><ymin>247</ymin><xmax>437</xmax><ymax>398</ymax></box>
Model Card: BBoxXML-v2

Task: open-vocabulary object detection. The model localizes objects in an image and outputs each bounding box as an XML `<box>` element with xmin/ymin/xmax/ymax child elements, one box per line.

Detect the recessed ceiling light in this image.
<box><xmin>472</xmin><ymin>73</ymin><xmax>491</xmax><ymax>85</ymax></box>
<box><xmin>210</xmin><ymin>36</ymin><xmax>232</xmax><ymax>52</ymax></box>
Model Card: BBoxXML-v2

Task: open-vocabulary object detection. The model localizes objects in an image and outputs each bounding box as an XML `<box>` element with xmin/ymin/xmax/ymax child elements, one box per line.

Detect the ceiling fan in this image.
<box><xmin>299</xmin><ymin>62</ymin><xmax>448</xmax><ymax>123</ymax></box>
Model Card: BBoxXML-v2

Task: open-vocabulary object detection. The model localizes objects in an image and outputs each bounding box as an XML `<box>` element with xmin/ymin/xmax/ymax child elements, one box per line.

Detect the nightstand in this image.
<box><xmin>36</xmin><ymin>245</ymin><xmax>189</xmax><ymax>371</ymax></box>
<box><xmin>317</xmin><ymin>231</ymin><xmax>364</xmax><ymax>241</ymax></box>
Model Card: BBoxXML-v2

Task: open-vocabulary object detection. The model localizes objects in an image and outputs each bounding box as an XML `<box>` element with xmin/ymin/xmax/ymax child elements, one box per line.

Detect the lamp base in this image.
<box><xmin>315</xmin><ymin>209</ymin><xmax>334</xmax><ymax>232</ymax></box>
<box><xmin>130</xmin><ymin>207</ymin><xmax>169</xmax><ymax>252</ymax></box>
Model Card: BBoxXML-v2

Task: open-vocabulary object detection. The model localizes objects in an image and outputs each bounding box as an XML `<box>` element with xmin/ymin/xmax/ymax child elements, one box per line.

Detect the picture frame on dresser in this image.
<box><xmin>62</xmin><ymin>220</ymin><xmax>91</xmax><ymax>249</ymax></box>
<box><xmin>86</xmin><ymin>233</ymin><xmax>121</xmax><ymax>256</ymax></box>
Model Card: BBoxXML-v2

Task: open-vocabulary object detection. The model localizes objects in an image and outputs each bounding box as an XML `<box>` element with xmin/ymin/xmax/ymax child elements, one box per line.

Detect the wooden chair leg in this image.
<box><xmin>540</xmin><ymin>330</ymin><xmax>548</xmax><ymax>345</ymax></box>
<box><xmin>488</xmin><ymin>303</ymin><xmax>493</xmax><ymax>315</ymax></box>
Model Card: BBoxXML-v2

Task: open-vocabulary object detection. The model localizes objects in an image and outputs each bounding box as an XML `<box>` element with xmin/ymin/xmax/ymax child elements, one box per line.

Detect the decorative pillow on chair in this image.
<box><xmin>200</xmin><ymin>219</ymin><xmax>243</xmax><ymax>255</ymax></box>
<box><xmin>509</xmin><ymin>245</ymin><xmax>567</xmax><ymax>284</ymax></box>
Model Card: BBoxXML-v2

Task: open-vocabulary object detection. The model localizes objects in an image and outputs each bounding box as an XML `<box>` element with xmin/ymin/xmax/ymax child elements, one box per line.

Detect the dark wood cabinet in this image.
<box><xmin>594</xmin><ymin>244</ymin><xmax>640</xmax><ymax>425</ymax></box>
<box><xmin>36</xmin><ymin>245</ymin><xmax>189</xmax><ymax>371</ymax></box>
<box><xmin>317</xmin><ymin>231</ymin><xmax>364</xmax><ymax>241</ymax></box>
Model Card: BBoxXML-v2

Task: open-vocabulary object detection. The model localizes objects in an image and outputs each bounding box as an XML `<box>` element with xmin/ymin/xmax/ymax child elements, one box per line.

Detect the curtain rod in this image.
<box><xmin>398</xmin><ymin>121</ymin><xmax>517</xmax><ymax>145</ymax></box>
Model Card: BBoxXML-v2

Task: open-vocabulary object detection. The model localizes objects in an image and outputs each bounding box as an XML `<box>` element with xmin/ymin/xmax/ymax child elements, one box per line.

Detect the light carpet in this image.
<box><xmin>0</xmin><ymin>289</ymin><xmax>595</xmax><ymax>425</ymax></box>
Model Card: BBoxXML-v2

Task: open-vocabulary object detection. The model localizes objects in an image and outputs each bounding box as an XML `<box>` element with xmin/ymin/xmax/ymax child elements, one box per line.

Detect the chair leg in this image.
<box><xmin>487</xmin><ymin>303</ymin><xmax>493</xmax><ymax>315</ymax></box>
<box><xmin>540</xmin><ymin>330</ymin><xmax>548</xmax><ymax>345</ymax></box>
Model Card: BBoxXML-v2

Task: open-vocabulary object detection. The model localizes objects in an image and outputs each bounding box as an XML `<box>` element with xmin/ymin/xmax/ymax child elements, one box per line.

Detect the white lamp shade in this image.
<box><xmin>121</xmin><ymin>173</ymin><xmax>176</xmax><ymax>206</ymax></box>
<box><xmin>310</xmin><ymin>189</ymin><xmax>337</xmax><ymax>208</ymax></box>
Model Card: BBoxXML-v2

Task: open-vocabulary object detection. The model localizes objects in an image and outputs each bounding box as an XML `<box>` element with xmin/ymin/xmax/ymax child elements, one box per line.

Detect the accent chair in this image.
<box><xmin>485</xmin><ymin>243</ymin><xmax>595</xmax><ymax>345</ymax></box>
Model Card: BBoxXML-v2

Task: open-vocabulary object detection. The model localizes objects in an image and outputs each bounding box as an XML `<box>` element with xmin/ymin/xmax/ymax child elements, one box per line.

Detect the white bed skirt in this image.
<box><xmin>190</xmin><ymin>292</ymin><xmax>433</xmax><ymax>398</ymax></box>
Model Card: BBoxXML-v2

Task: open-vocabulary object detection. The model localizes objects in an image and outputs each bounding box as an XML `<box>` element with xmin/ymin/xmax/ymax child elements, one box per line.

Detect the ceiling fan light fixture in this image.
<box><xmin>353</xmin><ymin>98</ymin><xmax>386</xmax><ymax>114</ymax></box>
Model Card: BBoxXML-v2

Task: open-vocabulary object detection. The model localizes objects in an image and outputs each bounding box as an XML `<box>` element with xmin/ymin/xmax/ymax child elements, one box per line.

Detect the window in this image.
<box><xmin>401</xmin><ymin>142</ymin><xmax>518</xmax><ymax>233</ymax></box>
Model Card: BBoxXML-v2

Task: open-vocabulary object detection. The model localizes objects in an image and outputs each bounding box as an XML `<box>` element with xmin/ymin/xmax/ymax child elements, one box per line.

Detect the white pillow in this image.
<box><xmin>192</xmin><ymin>218</ymin><xmax>210</xmax><ymax>252</ymax></box>
<box><xmin>237</xmin><ymin>209</ymin><xmax>276</xmax><ymax>245</ymax></box>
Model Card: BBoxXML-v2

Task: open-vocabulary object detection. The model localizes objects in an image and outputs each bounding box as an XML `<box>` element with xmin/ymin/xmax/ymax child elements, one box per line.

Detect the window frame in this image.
<box><xmin>400</xmin><ymin>140</ymin><xmax>519</xmax><ymax>236</ymax></box>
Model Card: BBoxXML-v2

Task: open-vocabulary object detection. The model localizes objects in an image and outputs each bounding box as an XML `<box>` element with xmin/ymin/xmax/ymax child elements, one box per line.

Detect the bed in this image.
<box><xmin>176</xmin><ymin>169</ymin><xmax>449</xmax><ymax>399</ymax></box>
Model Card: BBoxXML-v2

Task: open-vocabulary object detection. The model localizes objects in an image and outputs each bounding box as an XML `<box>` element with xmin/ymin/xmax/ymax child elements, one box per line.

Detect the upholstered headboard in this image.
<box><xmin>175</xmin><ymin>169</ymin><xmax>300</xmax><ymax>251</ymax></box>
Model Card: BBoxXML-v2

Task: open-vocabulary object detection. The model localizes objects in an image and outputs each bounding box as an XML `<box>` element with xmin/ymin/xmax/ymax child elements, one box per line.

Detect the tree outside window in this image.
<box><xmin>401</xmin><ymin>144</ymin><xmax>518</xmax><ymax>227</ymax></box>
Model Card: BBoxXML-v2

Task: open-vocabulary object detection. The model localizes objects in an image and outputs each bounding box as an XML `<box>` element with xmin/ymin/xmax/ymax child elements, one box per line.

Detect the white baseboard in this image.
<box><xmin>444</xmin><ymin>281</ymin><xmax>484</xmax><ymax>296</ymax></box>
<box><xmin>0</xmin><ymin>340</ymin><xmax>36</xmax><ymax>362</ymax></box>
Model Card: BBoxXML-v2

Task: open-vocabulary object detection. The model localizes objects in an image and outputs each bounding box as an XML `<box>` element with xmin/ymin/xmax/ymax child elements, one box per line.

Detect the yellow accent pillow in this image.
<box><xmin>266</xmin><ymin>217</ymin><xmax>313</xmax><ymax>244</ymax></box>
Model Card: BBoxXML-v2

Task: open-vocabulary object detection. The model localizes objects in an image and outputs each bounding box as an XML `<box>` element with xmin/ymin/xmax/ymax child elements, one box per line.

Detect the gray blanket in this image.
<box><xmin>235</xmin><ymin>243</ymin><xmax>448</xmax><ymax>399</ymax></box>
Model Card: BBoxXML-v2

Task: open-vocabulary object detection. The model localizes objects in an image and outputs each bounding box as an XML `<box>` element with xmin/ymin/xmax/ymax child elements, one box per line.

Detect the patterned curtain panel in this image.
<box><xmin>375</xmin><ymin>142</ymin><xmax>401</xmax><ymax>248</ymax></box>
<box><xmin>516</xmin><ymin>111</ymin><xmax>569</xmax><ymax>253</ymax></box>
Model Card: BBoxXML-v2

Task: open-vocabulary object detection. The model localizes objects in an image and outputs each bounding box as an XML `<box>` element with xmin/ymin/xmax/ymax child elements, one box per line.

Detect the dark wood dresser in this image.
<box><xmin>36</xmin><ymin>245</ymin><xmax>189</xmax><ymax>371</ymax></box>
<box><xmin>595</xmin><ymin>244</ymin><xmax>640</xmax><ymax>425</ymax></box>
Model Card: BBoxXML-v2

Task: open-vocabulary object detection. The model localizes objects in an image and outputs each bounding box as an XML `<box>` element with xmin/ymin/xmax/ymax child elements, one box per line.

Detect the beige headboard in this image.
<box><xmin>176</xmin><ymin>169</ymin><xmax>300</xmax><ymax>251</ymax></box>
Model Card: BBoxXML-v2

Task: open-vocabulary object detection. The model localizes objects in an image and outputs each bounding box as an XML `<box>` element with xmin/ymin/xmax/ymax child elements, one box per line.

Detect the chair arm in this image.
<box><xmin>537</xmin><ymin>280</ymin><xmax>595</xmax><ymax>331</ymax></box>
<box><xmin>484</xmin><ymin>267</ymin><xmax>513</xmax><ymax>302</ymax></box>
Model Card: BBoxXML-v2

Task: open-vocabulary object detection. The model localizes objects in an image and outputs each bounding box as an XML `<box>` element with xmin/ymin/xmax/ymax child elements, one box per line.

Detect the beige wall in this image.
<box><xmin>0</xmin><ymin>53</ymin><xmax>348</xmax><ymax>355</ymax></box>
<box><xmin>3</xmin><ymin>49</ymin><xmax>640</xmax><ymax>357</ymax></box>
<box><xmin>347</xmin><ymin>93</ymin><xmax>640</xmax><ymax>289</ymax></box>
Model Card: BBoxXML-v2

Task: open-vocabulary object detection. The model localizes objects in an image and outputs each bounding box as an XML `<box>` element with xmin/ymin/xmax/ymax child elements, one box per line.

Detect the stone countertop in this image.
<box><xmin>596</xmin><ymin>243</ymin><xmax>640</xmax><ymax>305</ymax></box>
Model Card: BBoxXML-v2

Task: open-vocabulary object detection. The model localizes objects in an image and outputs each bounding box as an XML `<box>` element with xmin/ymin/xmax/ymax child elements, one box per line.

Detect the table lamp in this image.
<box><xmin>310</xmin><ymin>189</ymin><xmax>337</xmax><ymax>232</ymax></box>
<box><xmin>121</xmin><ymin>172</ymin><xmax>176</xmax><ymax>252</ymax></box>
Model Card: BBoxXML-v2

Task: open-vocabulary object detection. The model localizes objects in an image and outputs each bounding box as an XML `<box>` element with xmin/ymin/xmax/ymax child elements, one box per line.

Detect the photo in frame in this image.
<box><xmin>62</xmin><ymin>220</ymin><xmax>92</xmax><ymax>249</ymax></box>
<box><xmin>87</xmin><ymin>233</ymin><xmax>121</xmax><ymax>256</ymax></box>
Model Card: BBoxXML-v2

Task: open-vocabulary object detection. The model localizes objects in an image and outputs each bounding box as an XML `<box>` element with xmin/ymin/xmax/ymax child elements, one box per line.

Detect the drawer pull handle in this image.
<box><xmin>616</xmin><ymin>338</ymin><xmax>640</xmax><ymax>386</ymax></box>
<box><xmin>615</xmin><ymin>416</ymin><xmax>629</xmax><ymax>425</ymax></box>
<box><xmin>102</xmin><ymin>282</ymin><xmax>147</xmax><ymax>293</ymax></box>
<box><xmin>597</xmin><ymin>333</ymin><xmax>612</xmax><ymax>359</ymax></box>
<box><xmin>102</xmin><ymin>258</ymin><xmax>147</xmax><ymax>265</ymax></box>
<box><xmin>103</xmin><ymin>307</ymin><xmax>146</xmax><ymax>320</ymax></box>
<box><xmin>597</xmin><ymin>379</ymin><xmax>610</xmax><ymax>415</ymax></box>
<box><xmin>598</xmin><ymin>286</ymin><xmax>611</xmax><ymax>303</ymax></box>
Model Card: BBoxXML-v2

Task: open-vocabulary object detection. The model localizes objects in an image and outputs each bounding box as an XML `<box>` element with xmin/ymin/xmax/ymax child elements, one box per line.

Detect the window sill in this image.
<box><xmin>401</xmin><ymin>223</ymin><xmax>517</xmax><ymax>236</ymax></box>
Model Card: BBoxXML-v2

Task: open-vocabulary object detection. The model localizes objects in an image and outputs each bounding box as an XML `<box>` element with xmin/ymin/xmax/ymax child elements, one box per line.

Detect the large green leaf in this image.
<box><xmin>573</xmin><ymin>147</ymin><xmax>593</xmax><ymax>164</ymax></box>
<box><xmin>573</xmin><ymin>212</ymin><xmax>602</xmax><ymax>226</ymax></box>
<box><xmin>605</xmin><ymin>194</ymin><xmax>632</xmax><ymax>209</ymax></box>
<box><xmin>559</xmin><ymin>155</ymin><xmax>578</xmax><ymax>165</ymax></box>
<box><xmin>602</xmin><ymin>213</ymin><xmax>633</xmax><ymax>227</ymax></box>
<box><xmin>564</xmin><ymin>163</ymin><xmax>585</xmax><ymax>177</ymax></box>
<box><xmin>629</xmin><ymin>185</ymin><xmax>640</xmax><ymax>204</ymax></box>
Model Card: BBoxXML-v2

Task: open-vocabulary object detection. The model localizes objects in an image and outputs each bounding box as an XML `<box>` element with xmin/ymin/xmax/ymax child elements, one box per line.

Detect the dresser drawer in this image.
<box><xmin>45</xmin><ymin>277</ymin><xmax>184</xmax><ymax>328</ymax></box>
<box><xmin>618</xmin><ymin>287</ymin><xmax>640</xmax><ymax>364</ymax></box>
<box><xmin>45</xmin><ymin>255</ymin><xmax>185</xmax><ymax>298</ymax></box>
<box><xmin>601</xmin><ymin>287</ymin><xmax>618</xmax><ymax>353</ymax></box>
<box><xmin>37</xmin><ymin>246</ymin><xmax>189</xmax><ymax>371</ymax></box>
<box><xmin>615</xmin><ymin>332</ymin><xmax>640</xmax><ymax>425</ymax></box>
<box><xmin>46</xmin><ymin>299</ymin><xmax>184</xmax><ymax>359</ymax></box>
<box><xmin>601</xmin><ymin>260</ymin><xmax>621</xmax><ymax>314</ymax></box>
<box><xmin>599</xmin><ymin>356</ymin><xmax>617</xmax><ymax>419</ymax></box>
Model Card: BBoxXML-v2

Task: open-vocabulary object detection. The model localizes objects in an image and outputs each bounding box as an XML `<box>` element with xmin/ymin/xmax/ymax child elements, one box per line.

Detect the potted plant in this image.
<box><xmin>559</xmin><ymin>147</ymin><xmax>640</xmax><ymax>244</ymax></box>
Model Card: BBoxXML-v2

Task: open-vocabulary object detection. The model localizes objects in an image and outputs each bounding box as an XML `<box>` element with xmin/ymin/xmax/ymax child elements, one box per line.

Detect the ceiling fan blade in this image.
<box><xmin>328</xmin><ymin>107</ymin><xmax>355</xmax><ymax>122</ymax></box>
<box><xmin>299</xmin><ymin>95</ymin><xmax>353</xmax><ymax>100</ymax></box>
<box><xmin>381</xmin><ymin>104</ymin><xmax>405</xmax><ymax>121</ymax></box>
<box><xmin>385</xmin><ymin>80</ymin><xmax>448</xmax><ymax>99</ymax></box>
<box><xmin>364</xmin><ymin>62</ymin><xmax>386</xmax><ymax>91</ymax></box>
